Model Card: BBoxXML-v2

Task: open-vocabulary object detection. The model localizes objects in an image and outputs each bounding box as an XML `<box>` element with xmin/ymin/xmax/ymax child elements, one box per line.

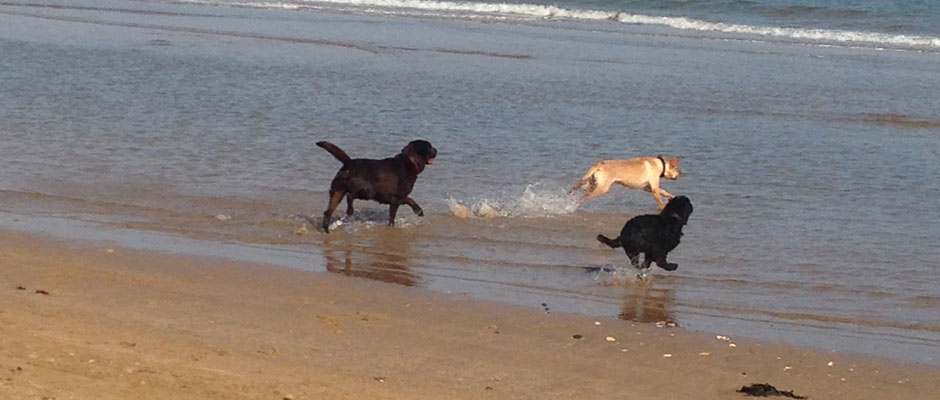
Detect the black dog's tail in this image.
<box><xmin>596</xmin><ymin>234</ymin><xmax>621</xmax><ymax>248</ymax></box>
<box><xmin>317</xmin><ymin>141</ymin><xmax>351</xmax><ymax>165</ymax></box>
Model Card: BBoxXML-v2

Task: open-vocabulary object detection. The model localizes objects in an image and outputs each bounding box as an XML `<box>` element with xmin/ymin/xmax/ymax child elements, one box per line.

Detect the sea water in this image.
<box><xmin>1</xmin><ymin>0</ymin><xmax>938</xmax><ymax>364</ymax></box>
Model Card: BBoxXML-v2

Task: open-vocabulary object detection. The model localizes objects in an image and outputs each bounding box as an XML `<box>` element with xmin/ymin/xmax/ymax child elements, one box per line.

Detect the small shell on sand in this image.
<box><xmin>605</xmin><ymin>336</ymin><xmax>616</xmax><ymax>342</ymax></box>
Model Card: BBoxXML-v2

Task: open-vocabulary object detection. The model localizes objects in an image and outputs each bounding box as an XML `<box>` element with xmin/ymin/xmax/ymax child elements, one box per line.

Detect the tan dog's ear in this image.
<box><xmin>670</xmin><ymin>156</ymin><xmax>680</xmax><ymax>166</ymax></box>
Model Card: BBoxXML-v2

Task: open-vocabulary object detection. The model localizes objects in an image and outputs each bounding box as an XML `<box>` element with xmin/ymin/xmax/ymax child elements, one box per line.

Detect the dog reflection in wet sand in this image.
<box><xmin>596</xmin><ymin>196</ymin><xmax>693</xmax><ymax>274</ymax></box>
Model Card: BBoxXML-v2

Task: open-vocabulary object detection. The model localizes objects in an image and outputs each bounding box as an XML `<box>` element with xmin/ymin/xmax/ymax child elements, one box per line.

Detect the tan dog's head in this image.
<box><xmin>659</xmin><ymin>155</ymin><xmax>681</xmax><ymax>180</ymax></box>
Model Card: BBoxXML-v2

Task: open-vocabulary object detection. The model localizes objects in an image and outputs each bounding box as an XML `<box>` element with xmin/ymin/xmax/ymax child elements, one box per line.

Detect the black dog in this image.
<box><xmin>317</xmin><ymin>140</ymin><xmax>437</xmax><ymax>233</ymax></box>
<box><xmin>596</xmin><ymin>196</ymin><xmax>693</xmax><ymax>271</ymax></box>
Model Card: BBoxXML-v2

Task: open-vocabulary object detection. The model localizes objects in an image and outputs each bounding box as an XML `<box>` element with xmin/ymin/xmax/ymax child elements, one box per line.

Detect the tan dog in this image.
<box><xmin>568</xmin><ymin>155</ymin><xmax>681</xmax><ymax>210</ymax></box>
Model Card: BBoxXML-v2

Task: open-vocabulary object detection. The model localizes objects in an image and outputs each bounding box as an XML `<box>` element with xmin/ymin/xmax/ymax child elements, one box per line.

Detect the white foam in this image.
<box><xmin>180</xmin><ymin>0</ymin><xmax>940</xmax><ymax>51</ymax></box>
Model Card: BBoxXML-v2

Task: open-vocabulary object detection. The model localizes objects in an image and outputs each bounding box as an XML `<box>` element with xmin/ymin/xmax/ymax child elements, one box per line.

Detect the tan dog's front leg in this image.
<box><xmin>652</xmin><ymin>193</ymin><xmax>665</xmax><ymax>210</ymax></box>
<box><xmin>650</xmin><ymin>189</ymin><xmax>676</xmax><ymax>210</ymax></box>
<box><xmin>656</xmin><ymin>188</ymin><xmax>675</xmax><ymax>200</ymax></box>
<box><xmin>648</xmin><ymin>183</ymin><xmax>671</xmax><ymax>210</ymax></box>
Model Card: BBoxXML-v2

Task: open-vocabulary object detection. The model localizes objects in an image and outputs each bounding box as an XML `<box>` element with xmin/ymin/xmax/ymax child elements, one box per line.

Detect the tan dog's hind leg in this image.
<box><xmin>576</xmin><ymin>177</ymin><xmax>614</xmax><ymax>207</ymax></box>
<box><xmin>569</xmin><ymin>163</ymin><xmax>605</xmax><ymax>195</ymax></box>
<box><xmin>568</xmin><ymin>179</ymin><xmax>586</xmax><ymax>195</ymax></box>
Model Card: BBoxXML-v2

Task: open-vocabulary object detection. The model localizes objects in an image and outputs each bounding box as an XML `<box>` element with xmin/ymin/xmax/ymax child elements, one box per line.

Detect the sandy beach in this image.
<box><xmin>2</xmin><ymin>229</ymin><xmax>938</xmax><ymax>400</ymax></box>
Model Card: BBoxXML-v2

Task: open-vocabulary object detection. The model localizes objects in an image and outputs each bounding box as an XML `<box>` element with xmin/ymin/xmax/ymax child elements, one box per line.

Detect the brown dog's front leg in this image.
<box><xmin>403</xmin><ymin>197</ymin><xmax>424</xmax><ymax>216</ymax></box>
<box><xmin>346</xmin><ymin>196</ymin><xmax>355</xmax><ymax>216</ymax></box>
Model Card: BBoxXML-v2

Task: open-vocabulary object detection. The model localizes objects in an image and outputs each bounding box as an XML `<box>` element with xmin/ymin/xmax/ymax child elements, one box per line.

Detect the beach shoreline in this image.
<box><xmin>2</xmin><ymin>228</ymin><xmax>938</xmax><ymax>399</ymax></box>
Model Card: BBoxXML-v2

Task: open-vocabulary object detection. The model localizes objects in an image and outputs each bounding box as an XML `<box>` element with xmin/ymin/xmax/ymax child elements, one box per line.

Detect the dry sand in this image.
<box><xmin>1</xmin><ymin>230</ymin><xmax>938</xmax><ymax>399</ymax></box>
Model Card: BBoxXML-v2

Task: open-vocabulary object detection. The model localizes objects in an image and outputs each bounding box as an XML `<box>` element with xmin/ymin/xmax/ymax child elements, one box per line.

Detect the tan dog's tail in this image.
<box><xmin>317</xmin><ymin>141</ymin><xmax>351</xmax><ymax>165</ymax></box>
<box><xmin>596</xmin><ymin>234</ymin><xmax>621</xmax><ymax>248</ymax></box>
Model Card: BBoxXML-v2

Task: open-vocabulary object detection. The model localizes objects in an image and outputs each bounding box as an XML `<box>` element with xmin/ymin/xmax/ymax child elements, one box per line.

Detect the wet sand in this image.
<box><xmin>2</xmin><ymin>229</ymin><xmax>938</xmax><ymax>399</ymax></box>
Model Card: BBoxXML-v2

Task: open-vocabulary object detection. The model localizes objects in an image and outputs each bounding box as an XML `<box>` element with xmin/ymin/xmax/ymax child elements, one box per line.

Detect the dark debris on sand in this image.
<box><xmin>737</xmin><ymin>383</ymin><xmax>806</xmax><ymax>399</ymax></box>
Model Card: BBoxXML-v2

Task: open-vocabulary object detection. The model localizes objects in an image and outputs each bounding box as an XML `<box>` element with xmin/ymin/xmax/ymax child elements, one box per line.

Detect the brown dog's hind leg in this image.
<box><xmin>388</xmin><ymin>203</ymin><xmax>400</xmax><ymax>226</ymax></box>
<box><xmin>322</xmin><ymin>191</ymin><xmax>345</xmax><ymax>233</ymax></box>
<box><xmin>345</xmin><ymin>196</ymin><xmax>355</xmax><ymax>216</ymax></box>
<box><xmin>403</xmin><ymin>197</ymin><xmax>424</xmax><ymax>216</ymax></box>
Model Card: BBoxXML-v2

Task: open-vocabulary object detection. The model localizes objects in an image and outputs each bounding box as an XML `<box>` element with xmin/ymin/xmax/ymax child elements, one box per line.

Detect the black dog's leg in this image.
<box><xmin>403</xmin><ymin>197</ymin><xmax>424</xmax><ymax>216</ymax></box>
<box><xmin>640</xmin><ymin>254</ymin><xmax>654</xmax><ymax>270</ymax></box>
<box><xmin>346</xmin><ymin>196</ymin><xmax>355</xmax><ymax>217</ymax></box>
<box><xmin>655</xmin><ymin>255</ymin><xmax>678</xmax><ymax>271</ymax></box>
<box><xmin>322</xmin><ymin>191</ymin><xmax>345</xmax><ymax>233</ymax></box>
<box><xmin>624</xmin><ymin>248</ymin><xmax>640</xmax><ymax>269</ymax></box>
<box><xmin>388</xmin><ymin>202</ymin><xmax>400</xmax><ymax>226</ymax></box>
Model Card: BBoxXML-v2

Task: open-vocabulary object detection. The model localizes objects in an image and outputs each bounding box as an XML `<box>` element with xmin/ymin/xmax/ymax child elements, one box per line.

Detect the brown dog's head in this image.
<box><xmin>401</xmin><ymin>140</ymin><xmax>437</xmax><ymax>173</ymax></box>
<box><xmin>661</xmin><ymin>196</ymin><xmax>693</xmax><ymax>225</ymax></box>
<box><xmin>658</xmin><ymin>155</ymin><xmax>681</xmax><ymax>180</ymax></box>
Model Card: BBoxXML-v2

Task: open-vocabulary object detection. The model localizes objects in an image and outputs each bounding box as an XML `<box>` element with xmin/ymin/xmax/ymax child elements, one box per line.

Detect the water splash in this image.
<box><xmin>594</xmin><ymin>264</ymin><xmax>654</xmax><ymax>286</ymax></box>
<box><xmin>447</xmin><ymin>181</ymin><xmax>577</xmax><ymax>219</ymax></box>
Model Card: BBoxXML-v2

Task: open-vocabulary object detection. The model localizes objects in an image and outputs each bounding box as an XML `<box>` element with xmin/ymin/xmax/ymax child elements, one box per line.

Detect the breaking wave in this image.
<box><xmin>178</xmin><ymin>0</ymin><xmax>940</xmax><ymax>51</ymax></box>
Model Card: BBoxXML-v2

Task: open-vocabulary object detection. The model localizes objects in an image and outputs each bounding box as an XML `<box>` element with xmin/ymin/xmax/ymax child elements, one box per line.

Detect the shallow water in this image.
<box><xmin>1</xmin><ymin>0</ymin><xmax>939</xmax><ymax>365</ymax></box>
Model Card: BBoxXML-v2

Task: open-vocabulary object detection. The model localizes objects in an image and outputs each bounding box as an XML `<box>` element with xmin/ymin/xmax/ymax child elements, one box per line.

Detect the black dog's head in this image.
<box><xmin>401</xmin><ymin>140</ymin><xmax>437</xmax><ymax>173</ymax></box>
<box><xmin>660</xmin><ymin>196</ymin><xmax>693</xmax><ymax>225</ymax></box>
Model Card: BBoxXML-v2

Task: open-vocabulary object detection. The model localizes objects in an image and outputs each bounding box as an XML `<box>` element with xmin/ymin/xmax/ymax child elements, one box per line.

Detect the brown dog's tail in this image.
<box><xmin>317</xmin><ymin>141</ymin><xmax>351</xmax><ymax>164</ymax></box>
<box><xmin>596</xmin><ymin>234</ymin><xmax>621</xmax><ymax>248</ymax></box>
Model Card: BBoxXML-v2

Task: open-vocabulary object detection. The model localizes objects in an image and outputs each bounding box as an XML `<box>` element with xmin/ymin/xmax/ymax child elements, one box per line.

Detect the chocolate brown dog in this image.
<box><xmin>596</xmin><ymin>196</ymin><xmax>693</xmax><ymax>272</ymax></box>
<box><xmin>317</xmin><ymin>140</ymin><xmax>437</xmax><ymax>233</ymax></box>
